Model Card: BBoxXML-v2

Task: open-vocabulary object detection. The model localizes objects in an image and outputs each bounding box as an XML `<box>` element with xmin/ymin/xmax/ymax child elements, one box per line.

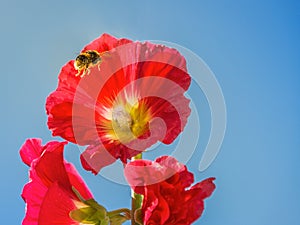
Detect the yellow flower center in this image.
<box><xmin>102</xmin><ymin>98</ymin><xmax>151</xmax><ymax>144</ymax></box>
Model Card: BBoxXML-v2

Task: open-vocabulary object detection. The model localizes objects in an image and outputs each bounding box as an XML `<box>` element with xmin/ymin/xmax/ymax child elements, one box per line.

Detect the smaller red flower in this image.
<box><xmin>20</xmin><ymin>138</ymin><xmax>111</xmax><ymax>225</ymax></box>
<box><xmin>124</xmin><ymin>156</ymin><xmax>216</xmax><ymax>225</ymax></box>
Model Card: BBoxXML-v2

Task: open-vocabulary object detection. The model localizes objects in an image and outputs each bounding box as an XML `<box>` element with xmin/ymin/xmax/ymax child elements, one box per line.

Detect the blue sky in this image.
<box><xmin>1</xmin><ymin>0</ymin><xmax>299</xmax><ymax>224</ymax></box>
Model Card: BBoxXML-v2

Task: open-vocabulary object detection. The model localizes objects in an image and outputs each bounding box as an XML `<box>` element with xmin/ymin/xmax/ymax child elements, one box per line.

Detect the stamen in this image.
<box><xmin>112</xmin><ymin>105</ymin><xmax>132</xmax><ymax>130</ymax></box>
<box><xmin>101</xmin><ymin>96</ymin><xmax>151</xmax><ymax>143</ymax></box>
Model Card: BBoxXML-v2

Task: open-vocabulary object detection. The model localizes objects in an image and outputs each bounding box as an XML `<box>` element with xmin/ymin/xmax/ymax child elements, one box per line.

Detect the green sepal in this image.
<box><xmin>109</xmin><ymin>214</ymin><xmax>129</xmax><ymax>225</ymax></box>
<box><xmin>69</xmin><ymin>207</ymin><xmax>97</xmax><ymax>224</ymax></box>
<box><xmin>108</xmin><ymin>208</ymin><xmax>131</xmax><ymax>225</ymax></box>
<box><xmin>70</xmin><ymin>204</ymin><xmax>109</xmax><ymax>224</ymax></box>
<box><xmin>70</xmin><ymin>187</ymin><xmax>109</xmax><ymax>224</ymax></box>
<box><xmin>85</xmin><ymin>199</ymin><xmax>108</xmax><ymax>217</ymax></box>
<box><xmin>134</xmin><ymin>208</ymin><xmax>143</xmax><ymax>225</ymax></box>
<box><xmin>70</xmin><ymin>187</ymin><xmax>130</xmax><ymax>225</ymax></box>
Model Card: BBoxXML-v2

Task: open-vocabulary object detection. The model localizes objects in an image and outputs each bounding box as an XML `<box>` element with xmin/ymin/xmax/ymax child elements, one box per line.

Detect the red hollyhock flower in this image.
<box><xmin>124</xmin><ymin>156</ymin><xmax>216</xmax><ymax>225</ymax></box>
<box><xmin>46</xmin><ymin>33</ymin><xmax>191</xmax><ymax>174</ymax></box>
<box><xmin>20</xmin><ymin>138</ymin><xmax>111</xmax><ymax>225</ymax></box>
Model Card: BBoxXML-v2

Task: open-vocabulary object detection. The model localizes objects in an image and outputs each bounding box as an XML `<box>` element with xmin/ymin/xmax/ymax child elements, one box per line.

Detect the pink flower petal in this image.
<box><xmin>20</xmin><ymin>139</ymin><xmax>94</xmax><ymax>224</ymax></box>
<box><xmin>39</xmin><ymin>182</ymin><xmax>78</xmax><ymax>225</ymax></box>
<box><xmin>20</xmin><ymin>138</ymin><xmax>43</xmax><ymax>166</ymax></box>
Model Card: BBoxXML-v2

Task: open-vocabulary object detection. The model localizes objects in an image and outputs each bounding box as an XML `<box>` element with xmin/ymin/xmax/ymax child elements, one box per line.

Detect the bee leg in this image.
<box><xmin>80</xmin><ymin>70</ymin><xmax>86</xmax><ymax>78</ymax></box>
<box><xmin>75</xmin><ymin>70</ymin><xmax>81</xmax><ymax>77</ymax></box>
<box><xmin>81</xmin><ymin>69</ymin><xmax>90</xmax><ymax>78</ymax></box>
<box><xmin>87</xmin><ymin>68</ymin><xmax>91</xmax><ymax>75</ymax></box>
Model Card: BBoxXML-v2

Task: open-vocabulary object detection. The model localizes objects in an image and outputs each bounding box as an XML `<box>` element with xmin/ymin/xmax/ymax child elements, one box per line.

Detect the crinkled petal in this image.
<box><xmin>143</xmin><ymin>188</ymin><xmax>170</xmax><ymax>225</ymax></box>
<box><xmin>124</xmin><ymin>159</ymin><xmax>165</xmax><ymax>191</ymax></box>
<box><xmin>146</xmin><ymin>96</ymin><xmax>190</xmax><ymax>145</ymax></box>
<box><xmin>80</xmin><ymin>143</ymin><xmax>118</xmax><ymax>174</ymax></box>
<box><xmin>58</xmin><ymin>61</ymin><xmax>81</xmax><ymax>89</ymax></box>
<box><xmin>125</xmin><ymin>156</ymin><xmax>194</xmax><ymax>189</ymax></box>
<box><xmin>155</xmin><ymin>156</ymin><xmax>194</xmax><ymax>189</ymax></box>
<box><xmin>191</xmin><ymin>177</ymin><xmax>216</xmax><ymax>199</ymax></box>
<box><xmin>20</xmin><ymin>138</ymin><xmax>44</xmax><ymax>166</ymax></box>
<box><xmin>83</xmin><ymin>33</ymin><xmax>132</xmax><ymax>53</ymax></box>
<box><xmin>183</xmin><ymin>178</ymin><xmax>216</xmax><ymax>224</ymax></box>
<box><xmin>81</xmin><ymin>135</ymin><xmax>162</xmax><ymax>174</ymax></box>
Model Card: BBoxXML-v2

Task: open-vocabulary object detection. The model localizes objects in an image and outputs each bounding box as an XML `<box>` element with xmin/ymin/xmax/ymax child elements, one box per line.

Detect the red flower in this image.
<box><xmin>124</xmin><ymin>156</ymin><xmax>216</xmax><ymax>225</ymax></box>
<box><xmin>46</xmin><ymin>33</ymin><xmax>191</xmax><ymax>174</ymax></box>
<box><xmin>20</xmin><ymin>138</ymin><xmax>110</xmax><ymax>225</ymax></box>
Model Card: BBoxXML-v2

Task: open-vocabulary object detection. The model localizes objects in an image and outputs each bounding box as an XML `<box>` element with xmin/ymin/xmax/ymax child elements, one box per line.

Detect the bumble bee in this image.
<box><xmin>74</xmin><ymin>50</ymin><xmax>107</xmax><ymax>77</ymax></box>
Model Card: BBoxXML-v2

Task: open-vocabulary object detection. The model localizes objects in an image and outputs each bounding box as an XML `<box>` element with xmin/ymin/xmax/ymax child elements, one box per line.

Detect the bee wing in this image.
<box><xmin>100</xmin><ymin>51</ymin><xmax>111</xmax><ymax>58</ymax></box>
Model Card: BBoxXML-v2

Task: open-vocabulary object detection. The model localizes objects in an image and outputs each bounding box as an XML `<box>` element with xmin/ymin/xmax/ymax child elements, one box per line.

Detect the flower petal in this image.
<box><xmin>144</xmin><ymin>188</ymin><xmax>170</xmax><ymax>225</ymax></box>
<box><xmin>155</xmin><ymin>156</ymin><xmax>194</xmax><ymax>189</ymax></box>
<box><xmin>65</xmin><ymin>162</ymin><xmax>93</xmax><ymax>200</ymax></box>
<box><xmin>20</xmin><ymin>138</ymin><xmax>44</xmax><ymax>166</ymax></box>
<box><xmin>38</xmin><ymin>182</ymin><xmax>78</xmax><ymax>225</ymax></box>
<box><xmin>80</xmin><ymin>143</ymin><xmax>118</xmax><ymax>174</ymax></box>
<box><xmin>33</xmin><ymin>141</ymin><xmax>71</xmax><ymax>192</ymax></box>
<box><xmin>82</xmin><ymin>33</ymin><xmax>132</xmax><ymax>53</ymax></box>
<box><xmin>21</xmin><ymin>170</ymin><xmax>47</xmax><ymax>225</ymax></box>
<box><xmin>183</xmin><ymin>178</ymin><xmax>216</xmax><ymax>224</ymax></box>
<box><xmin>47</xmin><ymin>99</ymin><xmax>100</xmax><ymax>145</ymax></box>
<box><xmin>191</xmin><ymin>177</ymin><xmax>216</xmax><ymax>199</ymax></box>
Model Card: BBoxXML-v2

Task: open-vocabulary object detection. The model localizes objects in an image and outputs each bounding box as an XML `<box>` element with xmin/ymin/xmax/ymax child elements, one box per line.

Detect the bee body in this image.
<box><xmin>74</xmin><ymin>50</ymin><xmax>106</xmax><ymax>77</ymax></box>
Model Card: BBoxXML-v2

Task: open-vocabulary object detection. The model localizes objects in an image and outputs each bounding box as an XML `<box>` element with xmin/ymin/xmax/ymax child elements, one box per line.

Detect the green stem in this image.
<box><xmin>107</xmin><ymin>208</ymin><xmax>131</xmax><ymax>219</ymax></box>
<box><xmin>131</xmin><ymin>153</ymin><xmax>143</xmax><ymax>225</ymax></box>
